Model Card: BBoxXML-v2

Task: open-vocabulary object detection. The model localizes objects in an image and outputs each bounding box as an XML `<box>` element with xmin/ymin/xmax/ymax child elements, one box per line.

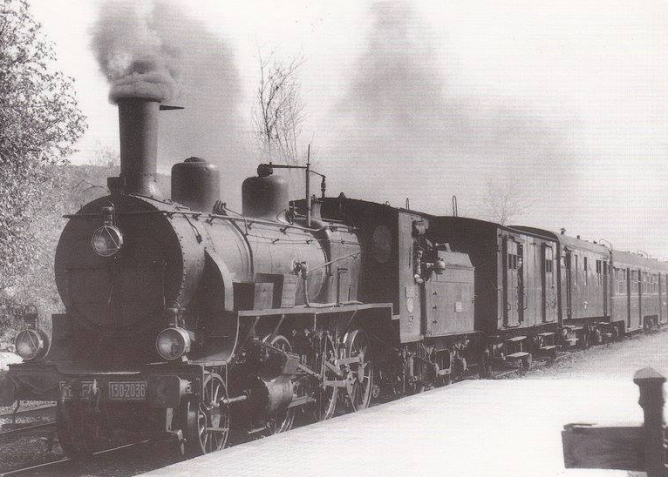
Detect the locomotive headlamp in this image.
<box><xmin>15</xmin><ymin>329</ymin><xmax>49</xmax><ymax>361</ymax></box>
<box><xmin>91</xmin><ymin>225</ymin><xmax>124</xmax><ymax>257</ymax></box>
<box><xmin>156</xmin><ymin>327</ymin><xmax>191</xmax><ymax>361</ymax></box>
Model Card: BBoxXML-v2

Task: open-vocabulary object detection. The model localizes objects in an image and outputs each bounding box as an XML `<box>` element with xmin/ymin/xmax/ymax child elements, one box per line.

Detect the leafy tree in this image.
<box><xmin>0</xmin><ymin>0</ymin><xmax>87</xmax><ymax>292</ymax></box>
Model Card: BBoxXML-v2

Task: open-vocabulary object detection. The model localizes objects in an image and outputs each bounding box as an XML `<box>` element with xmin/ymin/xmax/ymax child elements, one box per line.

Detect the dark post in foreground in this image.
<box><xmin>562</xmin><ymin>367</ymin><xmax>667</xmax><ymax>476</ymax></box>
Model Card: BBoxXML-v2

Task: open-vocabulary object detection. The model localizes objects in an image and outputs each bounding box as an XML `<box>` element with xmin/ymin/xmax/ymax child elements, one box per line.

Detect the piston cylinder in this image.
<box><xmin>247</xmin><ymin>375</ymin><xmax>294</xmax><ymax>416</ymax></box>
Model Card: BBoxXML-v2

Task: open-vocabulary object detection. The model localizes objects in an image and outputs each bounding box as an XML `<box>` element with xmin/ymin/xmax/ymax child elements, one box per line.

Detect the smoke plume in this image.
<box><xmin>91</xmin><ymin>0</ymin><xmax>246</xmax><ymax>205</ymax></box>
<box><xmin>330</xmin><ymin>1</ymin><xmax>579</xmax><ymax>221</ymax></box>
<box><xmin>92</xmin><ymin>1</ymin><xmax>181</xmax><ymax>102</ymax></box>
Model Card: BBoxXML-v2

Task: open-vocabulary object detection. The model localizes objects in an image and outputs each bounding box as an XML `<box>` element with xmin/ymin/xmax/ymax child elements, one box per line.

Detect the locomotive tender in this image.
<box><xmin>1</xmin><ymin>95</ymin><xmax>667</xmax><ymax>457</ymax></box>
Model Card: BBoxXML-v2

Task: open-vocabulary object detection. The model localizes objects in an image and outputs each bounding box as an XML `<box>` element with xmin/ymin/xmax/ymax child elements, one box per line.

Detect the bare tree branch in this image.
<box><xmin>476</xmin><ymin>177</ymin><xmax>531</xmax><ymax>225</ymax></box>
<box><xmin>252</xmin><ymin>50</ymin><xmax>307</xmax><ymax>169</ymax></box>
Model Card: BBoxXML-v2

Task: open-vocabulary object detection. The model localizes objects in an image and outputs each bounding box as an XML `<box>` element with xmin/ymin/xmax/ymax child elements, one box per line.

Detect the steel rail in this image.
<box><xmin>0</xmin><ymin>422</ymin><xmax>55</xmax><ymax>442</ymax></box>
<box><xmin>0</xmin><ymin>404</ymin><xmax>55</xmax><ymax>419</ymax></box>
<box><xmin>0</xmin><ymin>439</ymin><xmax>152</xmax><ymax>477</ymax></box>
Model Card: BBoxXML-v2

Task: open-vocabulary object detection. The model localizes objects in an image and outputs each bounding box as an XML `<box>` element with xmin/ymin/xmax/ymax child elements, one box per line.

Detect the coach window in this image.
<box><xmin>631</xmin><ymin>271</ymin><xmax>638</xmax><ymax>295</ymax></box>
<box><xmin>629</xmin><ymin>271</ymin><xmax>633</xmax><ymax>294</ymax></box>
<box><xmin>508</xmin><ymin>252</ymin><xmax>518</xmax><ymax>270</ymax></box>
<box><xmin>596</xmin><ymin>260</ymin><xmax>601</xmax><ymax>285</ymax></box>
<box><xmin>622</xmin><ymin>269</ymin><xmax>627</xmax><ymax>294</ymax></box>
<box><xmin>584</xmin><ymin>257</ymin><xmax>588</xmax><ymax>286</ymax></box>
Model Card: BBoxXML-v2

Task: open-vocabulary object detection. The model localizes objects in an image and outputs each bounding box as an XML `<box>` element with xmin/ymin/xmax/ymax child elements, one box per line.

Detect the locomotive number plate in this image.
<box><xmin>60</xmin><ymin>381</ymin><xmax>95</xmax><ymax>400</ymax></box>
<box><xmin>109</xmin><ymin>381</ymin><xmax>147</xmax><ymax>401</ymax></box>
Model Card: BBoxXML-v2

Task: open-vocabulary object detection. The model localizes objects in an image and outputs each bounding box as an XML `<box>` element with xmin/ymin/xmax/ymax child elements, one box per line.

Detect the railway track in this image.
<box><xmin>0</xmin><ymin>404</ymin><xmax>55</xmax><ymax>419</ymax></box>
<box><xmin>0</xmin><ymin>402</ymin><xmax>56</xmax><ymax>444</ymax></box>
<box><xmin>0</xmin><ymin>330</ymin><xmax>661</xmax><ymax>476</ymax></box>
<box><xmin>0</xmin><ymin>440</ymin><xmax>153</xmax><ymax>477</ymax></box>
<box><xmin>0</xmin><ymin>422</ymin><xmax>55</xmax><ymax>444</ymax></box>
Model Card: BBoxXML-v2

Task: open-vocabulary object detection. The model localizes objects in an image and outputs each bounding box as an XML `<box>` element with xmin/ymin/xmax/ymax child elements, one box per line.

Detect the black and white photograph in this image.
<box><xmin>1</xmin><ymin>1</ymin><xmax>668</xmax><ymax>475</ymax></box>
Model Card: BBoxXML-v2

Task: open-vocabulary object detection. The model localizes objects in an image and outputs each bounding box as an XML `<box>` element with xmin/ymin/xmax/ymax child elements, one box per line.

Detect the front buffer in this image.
<box><xmin>2</xmin><ymin>360</ymin><xmax>207</xmax><ymax>454</ymax></box>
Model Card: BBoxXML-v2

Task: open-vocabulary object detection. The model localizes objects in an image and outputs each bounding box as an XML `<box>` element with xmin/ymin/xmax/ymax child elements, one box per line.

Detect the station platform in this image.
<box><xmin>144</xmin><ymin>377</ymin><xmax>643</xmax><ymax>477</ymax></box>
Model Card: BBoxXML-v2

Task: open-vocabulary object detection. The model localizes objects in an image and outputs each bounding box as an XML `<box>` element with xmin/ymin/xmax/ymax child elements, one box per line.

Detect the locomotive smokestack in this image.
<box><xmin>115</xmin><ymin>97</ymin><xmax>161</xmax><ymax>197</ymax></box>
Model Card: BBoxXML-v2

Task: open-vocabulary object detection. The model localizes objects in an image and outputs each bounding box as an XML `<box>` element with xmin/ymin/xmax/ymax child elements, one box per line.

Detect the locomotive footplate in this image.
<box><xmin>3</xmin><ymin>362</ymin><xmax>203</xmax><ymax>409</ymax></box>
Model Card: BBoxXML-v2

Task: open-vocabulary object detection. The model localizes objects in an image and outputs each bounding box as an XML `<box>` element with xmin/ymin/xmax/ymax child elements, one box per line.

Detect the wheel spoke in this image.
<box><xmin>345</xmin><ymin>330</ymin><xmax>373</xmax><ymax>411</ymax></box>
<box><xmin>183</xmin><ymin>373</ymin><xmax>230</xmax><ymax>456</ymax></box>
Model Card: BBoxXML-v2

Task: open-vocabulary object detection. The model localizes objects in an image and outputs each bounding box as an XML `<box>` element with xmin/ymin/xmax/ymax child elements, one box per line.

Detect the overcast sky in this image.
<box><xmin>29</xmin><ymin>0</ymin><xmax>668</xmax><ymax>259</ymax></box>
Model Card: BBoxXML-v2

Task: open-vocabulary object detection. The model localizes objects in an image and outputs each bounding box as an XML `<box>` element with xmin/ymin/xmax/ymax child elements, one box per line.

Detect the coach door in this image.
<box><xmin>638</xmin><ymin>271</ymin><xmax>645</xmax><ymax>328</ymax></box>
<box><xmin>660</xmin><ymin>274</ymin><xmax>664</xmax><ymax>323</ymax></box>
<box><xmin>542</xmin><ymin>244</ymin><xmax>557</xmax><ymax>322</ymax></box>
<box><xmin>627</xmin><ymin>269</ymin><xmax>632</xmax><ymax>329</ymax></box>
<box><xmin>503</xmin><ymin>236</ymin><xmax>522</xmax><ymax>327</ymax></box>
<box><xmin>565</xmin><ymin>250</ymin><xmax>573</xmax><ymax>320</ymax></box>
<box><xmin>602</xmin><ymin>260</ymin><xmax>608</xmax><ymax>316</ymax></box>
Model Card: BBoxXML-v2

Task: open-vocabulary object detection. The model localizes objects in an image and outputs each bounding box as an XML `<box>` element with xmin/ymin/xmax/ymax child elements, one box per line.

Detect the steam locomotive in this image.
<box><xmin>1</xmin><ymin>96</ymin><xmax>666</xmax><ymax>457</ymax></box>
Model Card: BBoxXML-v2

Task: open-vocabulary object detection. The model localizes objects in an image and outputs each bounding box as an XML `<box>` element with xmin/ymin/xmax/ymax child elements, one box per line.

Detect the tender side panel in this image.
<box><xmin>423</xmin><ymin>252</ymin><xmax>475</xmax><ymax>337</ymax></box>
<box><xmin>429</xmin><ymin>218</ymin><xmax>498</xmax><ymax>335</ymax></box>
